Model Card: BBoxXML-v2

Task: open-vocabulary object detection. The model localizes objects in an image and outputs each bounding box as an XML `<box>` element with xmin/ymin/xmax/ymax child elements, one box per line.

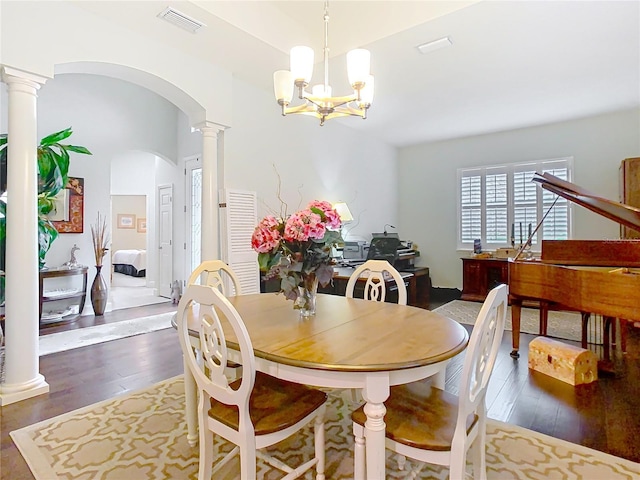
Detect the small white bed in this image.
<box><xmin>112</xmin><ymin>249</ymin><xmax>147</xmax><ymax>277</ymax></box>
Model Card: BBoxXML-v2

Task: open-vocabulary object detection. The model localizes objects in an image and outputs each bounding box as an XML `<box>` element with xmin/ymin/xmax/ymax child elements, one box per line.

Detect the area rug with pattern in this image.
<box><xmin>11</xmin><ymin>376</ymin><xmax>640</xmax><ymax>479</ymax></box>
<box><xmin>434</xmin><ymin>299</ymin><xmax>583</xmax><ymax>342</ymax></box>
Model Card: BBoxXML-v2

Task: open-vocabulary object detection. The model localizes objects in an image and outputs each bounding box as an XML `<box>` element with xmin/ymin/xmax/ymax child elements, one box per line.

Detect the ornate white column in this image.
<box><xmin>0</xmin><ymin>66</ymin><xmax>50</xmax><ymax>405</ymax></box>
<box><xmin>195</xmin><ymin>122</ymin><xmax>225</xmax><ymax>262</ymax></box>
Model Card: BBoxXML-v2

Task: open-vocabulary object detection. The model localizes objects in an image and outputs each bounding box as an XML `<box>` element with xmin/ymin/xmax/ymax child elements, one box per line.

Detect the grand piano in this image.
<box><xmin>509</xmin><ymin>172</ymin><xmax>640</xmax><ymax>359</ymax></box>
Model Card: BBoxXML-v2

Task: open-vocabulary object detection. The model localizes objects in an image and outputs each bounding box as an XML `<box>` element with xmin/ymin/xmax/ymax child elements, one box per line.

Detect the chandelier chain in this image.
<box><xmin>323</xmin><ymin>1</ymin><xmax>330</xmax><ymax>90</ymax></box>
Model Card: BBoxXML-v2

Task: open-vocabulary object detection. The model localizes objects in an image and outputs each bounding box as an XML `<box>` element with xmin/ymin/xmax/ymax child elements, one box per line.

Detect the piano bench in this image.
<box><xmin>528</xmin><ymin>336</ymin><xmax>598</xmax><ymax>386</ymax></box>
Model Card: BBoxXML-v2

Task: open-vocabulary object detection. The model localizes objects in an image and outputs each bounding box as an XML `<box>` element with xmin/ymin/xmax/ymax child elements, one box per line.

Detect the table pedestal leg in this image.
<box><xmin>432</xmin><ymin>368</ymin><xmax>447</xmax><ymax>389</ymax></box>
<box><xmin>362</xmin><ymin>374</ymin><xmax>389</xmax><ymax>479</ymax></box>
<box><xmin>183</xmin><ymin>354</ymin><xmax>198</xmax><ymax>447</ymax></box>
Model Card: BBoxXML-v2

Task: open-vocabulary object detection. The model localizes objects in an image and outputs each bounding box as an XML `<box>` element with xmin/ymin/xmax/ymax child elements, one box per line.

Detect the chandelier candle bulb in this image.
<box><xmin>290</xmin><ymin>46</ymin><xmax>314</xmax><ymax>85</ymax></box>
<box><xmin>347</xmin><ymin>49</ymin><xmax>371</xmax><ymax>87</ymax></box>
<box><xmin>274</xmin><ymin>70</ymin><xmax>294</xmax><ymax>105</ymax></box>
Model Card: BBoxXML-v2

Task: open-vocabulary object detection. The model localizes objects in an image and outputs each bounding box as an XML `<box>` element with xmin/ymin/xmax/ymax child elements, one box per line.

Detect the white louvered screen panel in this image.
<box><xmin>220</xmin><ymin>189</ymin><xmax>260</xmax><ymax>294</ymax></box>
<box><xmin>485</xmin><ymin>172</ymin><xmax>508</xmax><ymax>243</ymax></box>
<box><xmin>513</xmin><ymin>169</ymin><xmax>538</xmax><ymax>245</ymax></box>
<box><xmin>460</xmin><ymin>174</ymin><xmax>481</xmax><ymax>243</ymax></box>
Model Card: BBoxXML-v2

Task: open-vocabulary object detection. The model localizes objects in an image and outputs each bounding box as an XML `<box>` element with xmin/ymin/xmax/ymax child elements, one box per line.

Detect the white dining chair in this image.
<box><xmin>176</xmin><ymin>261</ymin><xmax>245</xmax><ymax>447</ymax></box>
<box><xmin>186</xmin><ymin>260</ymin><xmax>243</xmax><ymax>376</ymax></box>
<box><xmin>352</xmin><ymin>283</ymin><xmax>508</xmax><ymax>480</ymax></box>
<box><xmin>345</xmin><ymin>259</ymin><xmax>407</xmax><ymax>305</ymax></box>
<box><xmin>176</xmin><ymin>284</ymin><xmax>328</xmax><ymax>480</ymax></box>
<box><xmin>188</xmin><ymin>259</ymin><xmax>242</xmax><ymax>296</ymax></box>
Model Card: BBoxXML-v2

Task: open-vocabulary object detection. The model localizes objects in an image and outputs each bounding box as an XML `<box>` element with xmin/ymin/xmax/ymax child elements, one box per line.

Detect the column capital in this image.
<box><xmin>1</xmin><ymin>66</ymin><xmax>49</xmax><ymax>88</ymax></box>
<box><xmin>193</xmin><ymin>121</ymin><xmax>226</xmax><ymax>136</ymax></box>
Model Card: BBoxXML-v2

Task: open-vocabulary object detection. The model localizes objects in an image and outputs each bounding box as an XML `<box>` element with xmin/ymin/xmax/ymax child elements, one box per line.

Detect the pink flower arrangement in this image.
<box><xmin>251</xmin><ymin>200</ymin><xmax>344</xmax><ymax>308</ymax></box>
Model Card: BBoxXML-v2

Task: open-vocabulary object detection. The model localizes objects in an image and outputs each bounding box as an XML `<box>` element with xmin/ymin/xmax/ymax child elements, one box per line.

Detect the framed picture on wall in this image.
<box><xmin>51</xmin><ymin>177</ymin><xmax>84</xmax><ymax>233</ymax></box>
<box><xmin>137</xmin><ymin>218</ymin><xmax>147</xmax><ymax>233</ymax></box>
<box><xmin>117</xmin><ymin>213</ymin><xmax>136</xmax><ymax>229</ymax></box>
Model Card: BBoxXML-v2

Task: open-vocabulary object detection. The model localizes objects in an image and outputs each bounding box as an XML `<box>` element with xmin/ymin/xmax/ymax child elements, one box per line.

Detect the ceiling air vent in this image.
<box><xmin>158</xmin><ymin>7</ymin><xmax>205</xmax><ymax>33</ymax></box>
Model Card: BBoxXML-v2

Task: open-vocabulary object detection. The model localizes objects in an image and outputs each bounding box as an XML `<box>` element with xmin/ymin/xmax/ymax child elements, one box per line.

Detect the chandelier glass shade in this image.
<box><xmin>273</xmin><ymin>1</ymin><xmax>374</xmax><ymax>126</ymax></box>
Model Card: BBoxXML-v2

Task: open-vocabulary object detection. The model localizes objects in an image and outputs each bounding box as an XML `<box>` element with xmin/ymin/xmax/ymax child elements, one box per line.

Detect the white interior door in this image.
<box><xmin>158</xmin><ymin>184</ymin><xmax>173</xmax><ymax>298</ymax></box>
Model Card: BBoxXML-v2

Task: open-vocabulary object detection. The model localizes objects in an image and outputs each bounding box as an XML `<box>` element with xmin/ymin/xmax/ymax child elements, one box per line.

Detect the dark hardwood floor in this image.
<box><xmin>2</xmin><ymin>294</ymin><xmax>640</xmax><ymax>479</ymax></box>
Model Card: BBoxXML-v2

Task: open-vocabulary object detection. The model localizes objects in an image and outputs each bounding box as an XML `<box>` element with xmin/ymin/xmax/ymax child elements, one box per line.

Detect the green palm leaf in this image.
<box><xmin>39</xmin><ymin>128</ymin><xmax>73</xmax><ymax>146</ymax></box>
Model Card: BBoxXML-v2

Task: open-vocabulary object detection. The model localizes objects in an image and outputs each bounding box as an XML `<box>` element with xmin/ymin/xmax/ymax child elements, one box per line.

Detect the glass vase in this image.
<box><xmin>296</xmin><ymin>272</ymin><xmax>319</xmax><ymax>317</ymax></box>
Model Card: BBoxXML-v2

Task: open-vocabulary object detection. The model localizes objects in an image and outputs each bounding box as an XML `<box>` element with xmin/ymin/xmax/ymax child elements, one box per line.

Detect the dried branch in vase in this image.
<box><xmin>91</xmin><ymin>212</ymin><xmax>110</xmax><ymax>267</ymax></box>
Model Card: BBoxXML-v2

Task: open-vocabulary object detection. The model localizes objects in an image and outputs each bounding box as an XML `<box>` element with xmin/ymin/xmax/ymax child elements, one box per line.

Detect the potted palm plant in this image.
<box><xmin>0</xmin><ymin>128</ymin><xmax>92</xmax><ymax>305</ymax></box>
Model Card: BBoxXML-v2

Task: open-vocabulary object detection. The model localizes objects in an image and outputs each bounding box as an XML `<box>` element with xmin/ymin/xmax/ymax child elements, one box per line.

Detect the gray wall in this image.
<box><xmin>398</xmin><ymin>108</ymin><xmax>640</xmax><ymax>289</ymax></box>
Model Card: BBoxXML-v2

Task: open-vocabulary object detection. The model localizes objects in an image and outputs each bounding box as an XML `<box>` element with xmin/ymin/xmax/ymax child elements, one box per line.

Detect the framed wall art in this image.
<box><xmin>51</xmin><ymin>177</ymin><xmax>84</xmax><ymax>233</ymax></box>
<box><xmin>136</xmin><ymin>218</ymin><xmax>147</xmax><ymax>233</ymax></box>
<box><xmin>117</xmin><ymin>213</ymin><xmax>136</xmax><ymax>229</ymax></box>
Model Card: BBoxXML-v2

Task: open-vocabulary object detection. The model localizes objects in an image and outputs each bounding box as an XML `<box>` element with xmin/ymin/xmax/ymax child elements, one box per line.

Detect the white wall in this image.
<box><xmin>12</xmin><ymin>68</ymin><xmax>398</xmax><ymax>303</ymax></box>
<box><xmin>173</xmin><ymin>76</ymin><xmax>399</xmax><ymax>280</ymax></box>
<box><xmin>111</xmin><ymin>195</ymin><xmax>146</xmax><ymax>252</ymax></box>
<box><xmin>0</xmin><ymin>0</ymin><xmax>231</xmax><ymax>126</ymax></box>
<box><xmin>223</xmin><ymin>77</ymin><xmax>398</xmax><ymax>240</ymax></box>
<box><xmin>0</xmin><ymin>83</ymin><xmax>6</xmax><ymax>132</ymax></box>
<box><xmin>39</xmin><ymin>73</ymin><xmax>179</xmax><ymax>160</ymax></box>
<box><xmin>36</xmin><ymin>74</ymin><xmax>181</xmax><ymax>299</ymax></box>
<box><xmin>398</xmin><ymin>108</ymin><xmax>640</xmax><ymax>289</ymax></box>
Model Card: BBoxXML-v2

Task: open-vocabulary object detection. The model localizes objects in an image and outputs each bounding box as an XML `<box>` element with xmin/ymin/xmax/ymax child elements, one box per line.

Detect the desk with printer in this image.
<box><xmin>260</xmin><ymin>232</ymin><xmax>431</xmax><ymax>308</ymax></box>
<box><xmin>331</xmin><ymin>232</ymin><xmax>430</xmax><ymax>308</ymax></box>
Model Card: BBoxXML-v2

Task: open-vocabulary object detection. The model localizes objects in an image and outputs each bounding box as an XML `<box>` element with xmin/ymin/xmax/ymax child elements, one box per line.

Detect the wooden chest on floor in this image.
<box><xmin>528</xmin><ymin>336</ymin><xmax>598</xmax><ymax>386</ymax></box>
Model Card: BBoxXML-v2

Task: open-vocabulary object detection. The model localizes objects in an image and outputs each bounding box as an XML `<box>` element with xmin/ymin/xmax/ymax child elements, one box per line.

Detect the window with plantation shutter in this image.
<box><xmin>457</xmin><ymin>157</ymin><xmax>573</xmax><ymax>250</ymax></box>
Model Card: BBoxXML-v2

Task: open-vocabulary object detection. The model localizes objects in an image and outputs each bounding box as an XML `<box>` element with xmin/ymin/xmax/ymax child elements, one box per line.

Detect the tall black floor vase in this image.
<box><xmin>90</xmin><ymin>265</ymin><xmax>108</xmax><ymax>316</ymax></box>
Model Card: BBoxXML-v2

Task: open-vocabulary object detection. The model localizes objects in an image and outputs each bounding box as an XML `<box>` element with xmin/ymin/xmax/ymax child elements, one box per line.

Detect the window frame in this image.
<box><xmin>457</xmin><ymin>157</ymin><xmax>574</xmax><ymax>251</ymax></box>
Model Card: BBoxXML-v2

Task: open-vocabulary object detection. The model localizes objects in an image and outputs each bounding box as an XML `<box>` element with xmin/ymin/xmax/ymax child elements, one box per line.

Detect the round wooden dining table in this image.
<box><xmin>177</xmin><ymin>292</ymin><xmax>469</xmax><ymax>479</ymax></box>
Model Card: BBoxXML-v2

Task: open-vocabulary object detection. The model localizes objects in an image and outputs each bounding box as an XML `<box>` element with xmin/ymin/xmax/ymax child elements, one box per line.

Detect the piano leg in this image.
<box><xmin>598</xmin><ymin>316</ymin><xmax>617</xmax><ymax>374</ymax></box>
<box><xmin>581</xmin><ymin>313</ymin><xmax>590</xmax><ymax>349</ymax></box>
<box><xmin>539</xmin><ymin>301</ymin><xmax>549</xmax><ymax>336</ymax></box>
<box><xmin>620</xmin><ymin>319</ymin><xmax>628</xmax><ymax>354</ymax></box>
<box><xmin>603</xmin><ymin>316</ymin><xmax>612</xmax><ymax>360</ymax></box>
<box><xmin>510</xmin><ymin>298</ymin><xmax>522</xmax><ymax>358</ymax></box>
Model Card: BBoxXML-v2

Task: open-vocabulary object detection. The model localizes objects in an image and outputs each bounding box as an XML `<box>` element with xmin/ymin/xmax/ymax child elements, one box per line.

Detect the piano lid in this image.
<box><xmin>532</xmin><ymin>172</ymin><xmax>640</xmax><ymax>233</ymax></box>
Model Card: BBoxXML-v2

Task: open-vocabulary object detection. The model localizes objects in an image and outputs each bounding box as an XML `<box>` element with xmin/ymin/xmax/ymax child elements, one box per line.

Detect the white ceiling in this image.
<box><xmin>75</xmin><ymin>0</ymin><xmax>640</xmax><ymax>148</ymax></box>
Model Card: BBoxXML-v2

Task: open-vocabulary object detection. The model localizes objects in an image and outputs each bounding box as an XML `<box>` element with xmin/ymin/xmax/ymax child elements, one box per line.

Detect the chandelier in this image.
<box><xmin>273</xmin><ymin>1</ymin><xmax>374</xmax><ymax>126</ymax></box>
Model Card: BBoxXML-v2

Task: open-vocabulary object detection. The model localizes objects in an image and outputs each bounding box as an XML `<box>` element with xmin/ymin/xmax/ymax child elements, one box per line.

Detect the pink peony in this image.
<box><xmin>284</xmin><ymin>209</ymin><xmax>325</xmax><ymax>242</ymax></box>
<box><xmin>308</xmin><ymin>200</ymin><xmax>341</xmax><ymax>229</ymax></box>
<box><xmin>251</xmin><ymin>215</ymin><xmax>282</xmax><ymax>253</ymax></box>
